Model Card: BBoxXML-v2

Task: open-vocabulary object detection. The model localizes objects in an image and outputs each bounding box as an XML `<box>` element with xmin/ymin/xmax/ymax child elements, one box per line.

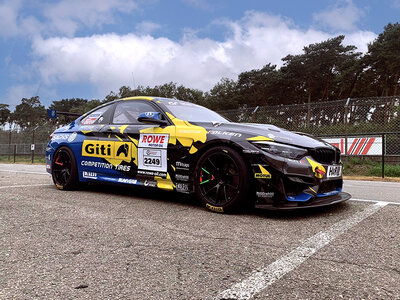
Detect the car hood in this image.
<box><xmin>202</xmin><ymin>122</ymin><xmax>334</xmax><ymax>149</ymax></box>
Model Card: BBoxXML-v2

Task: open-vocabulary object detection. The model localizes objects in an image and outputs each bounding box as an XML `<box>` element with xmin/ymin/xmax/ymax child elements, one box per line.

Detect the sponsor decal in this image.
<box><xmin>243</xmin><ymin>149</ymin><xmax>260</xmax><ymax>154</ymax></box>
<box><xmin>175</xmin><ymin>174</ymin><xmax>189</xmax><ymax>181</ymax></box>
<box><xmin>208</xmin><ymin>130</ymin><xmax>242</xmax><ymax>137</ymax></box>
<box><xmin>256</xmin><ymin>192</ymin><xmax>274</xmax><ymax>198</ymax></box>
<box><xmin>206</xmin><ymin>204</ymin><xmax>224</xmax><ymax>213</ymax></box>
<box><xmin>306</xmin><ymin>158</ymin><xmax>326</xmax><ymax>179</ymax></box>
<box><xmin>46</xmin><ymin>164</ymin><xmax>51</xmax><ymax>170</ymax></box>
<box><xmin>254</xmin><ymin>165</ymin><xmax>272</xmax><ymax>179</ymax></box>
<box><xmin>82</xmin><ymin>113</ymin><xmax>101</xmax><ymax>125</ymax></box>
<box><xmin>139</xmin><ymin>134</ymin><xmax>169</xmax><ymax>149</ymax></box>
<box><xmin>176</xmin><ymin>161</ymin><xmax>190</xmax><ymax>170</ymax></box>
<box><xmin>83</xmin><ymin>171</ymin><xmax>97</xmax><ymax>179</ymax></box>
<box><xmin>118</xmin><ymin>178</ymin><xmax>138</xmax><ymax>185</ymax></box>
<box><xmin>286</xmin><ymin>158</ymin><xmax>307</xmax><ymax>164</ymax></box>
<box><xmin>80</xmin><ymin>160</ymin><xmax>131</xmax><ymax>172</ymax></box>
<box><xmin>82</xmin><ymin>140</ymin><xmax>131</xmax><ymax>160</ymax></box>
<box><xmin>144</xmin><ymin>180</ymin><xmax>157</xmax><ymax>187</ymax></box>
<box><xmin>137</xmin><ymin>170</ymin><xmax>167</xmax><ymax>178</ymax></box>
<box><xmin>68</xmin><ymin>132</ymin><xmax>77</xmax><ymax>143</ymax></box>
<box><xmin>52</xmin><ymin>134</ymin><xmax>71</xmax><ymax>141</ymax></box>
<box><xmin>176</xmin><ymin>183</ymin><xmax>190</xmax><ymax>193</ymax></box>
<box><xmin>255</xmin><ymin>173</ymin><xmax>271</xmax><ymax>179</ymax></box>
<box><xmin>144</xmin><ymin>112</ymin><xmax>158</xmax><ymax>118</ymax></box>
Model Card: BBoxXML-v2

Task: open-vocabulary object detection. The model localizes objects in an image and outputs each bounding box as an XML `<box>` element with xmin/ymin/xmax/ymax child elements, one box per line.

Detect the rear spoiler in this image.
<box><xmin>47</xmin><ymin>109</ymin><xmax>82</xmax><ymax>119</ymax></box>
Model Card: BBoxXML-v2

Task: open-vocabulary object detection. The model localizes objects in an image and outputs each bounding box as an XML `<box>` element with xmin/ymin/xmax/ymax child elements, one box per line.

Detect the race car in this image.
<box><xmin>46</xmin><ymin>96</ymin><xmax>351</xmax><ymax>212</ymax></box>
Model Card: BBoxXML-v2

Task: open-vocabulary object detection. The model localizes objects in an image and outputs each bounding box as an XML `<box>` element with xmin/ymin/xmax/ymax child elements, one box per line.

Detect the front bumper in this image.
<box><xmin>255</xmin><ymin>191</ymin><xmax>351</xmax><ymax>210</ymax></box>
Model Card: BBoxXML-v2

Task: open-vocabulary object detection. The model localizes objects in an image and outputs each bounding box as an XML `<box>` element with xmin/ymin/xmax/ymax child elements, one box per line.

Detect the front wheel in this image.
<box><xmin>52</xmin><ymin>146</ymin><xmax>79</xmax><ymax>190</ymax></box>
<box><xmin>194</xmin><ymin>146</ymin><xmax>250</xmax><ymax>213</ymax></box>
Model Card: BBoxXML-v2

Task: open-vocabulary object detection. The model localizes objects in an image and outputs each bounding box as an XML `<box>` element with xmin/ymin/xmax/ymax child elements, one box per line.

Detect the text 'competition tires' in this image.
<box><xmin>194</xmin><ymin>146</ymin><xmax>250</xmax><ymax>213</ymax></box>
<box><xmin>51</xmin><ymin>146</ymin><xmax>79</xmax><ymax>190</ymax></box>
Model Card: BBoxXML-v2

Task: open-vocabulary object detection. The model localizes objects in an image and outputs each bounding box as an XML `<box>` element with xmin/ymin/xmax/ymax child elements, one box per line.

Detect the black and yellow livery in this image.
<box><xmin>46</xmin><ymin>96</ymin><xmax>350</xmax><ymax>212</ymax></box>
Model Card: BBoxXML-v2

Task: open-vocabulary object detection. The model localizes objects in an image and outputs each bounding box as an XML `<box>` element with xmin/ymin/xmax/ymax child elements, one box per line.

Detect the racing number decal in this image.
<box><xmin>138</xmin><ymin>134</ymin><xmax>169</xmax><ymax>172</ymax></box>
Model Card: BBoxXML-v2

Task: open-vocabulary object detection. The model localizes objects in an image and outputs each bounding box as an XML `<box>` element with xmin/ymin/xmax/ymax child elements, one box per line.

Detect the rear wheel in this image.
<box><xmin>52</xmin><ymin>146</ymin><xmax>79</xmax><ymax>190</ymax></box>
<box><xmin>194</xmin><ymin>146</ymin><xmax>250</xmax><ymax>213</ymax></box>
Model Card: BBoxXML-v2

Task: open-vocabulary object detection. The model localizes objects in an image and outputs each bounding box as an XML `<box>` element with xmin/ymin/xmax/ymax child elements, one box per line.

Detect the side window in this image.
<box><xmin>112</xmin><ymin>101</ymin><xmax>161</xmax><ymax>124</ymax></box>
<box><xmin>81</xmin><ymin>105</ymin><xmax>112</xmax><ymax>125</ymax></box>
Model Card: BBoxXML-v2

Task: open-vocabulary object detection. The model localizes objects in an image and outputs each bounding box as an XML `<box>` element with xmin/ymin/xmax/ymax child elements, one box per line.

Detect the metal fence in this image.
<box><xmin>218</xmin><ymin>96</ymin><xmax>400</xmax><ymax>157</ymax></box>
<box><xmin>0</xmin><ymin>143</ymin><xmax>48</xmax><ymax>163</ymax></box>
<box><xmin>0</xmin><ymin>96</ymin><xmax>399</xmax><ymax>167</ymax></box>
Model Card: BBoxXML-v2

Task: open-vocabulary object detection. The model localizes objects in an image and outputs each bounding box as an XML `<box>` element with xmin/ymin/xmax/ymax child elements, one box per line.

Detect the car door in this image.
<box><xmin>78</xmin><ymin>103</ymin><xmax>118</xmax><ymax>181</ymax></box>
<box><xmin>101</xmin><ymin>100</ymin><xmax>177</xmax><ymax>189</ymax></box>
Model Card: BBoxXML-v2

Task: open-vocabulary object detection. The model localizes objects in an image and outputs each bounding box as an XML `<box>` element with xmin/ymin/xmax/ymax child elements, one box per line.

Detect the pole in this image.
<box><xmin>8</xmin><ymin>128</ymin><xmax>11</xmax><ymax>160</ymax></box>
<box><xmin>382</xmin><ymin>133</ymin><xmax>385</xmax><ymax>178</ymax></box>
<box><xmin>13</xmin><ymin>144</ymin><xmax>16</xmax><ymax>163</ymax></box>
<box><xmin>344</xmin><ymin>98</ymin><xmax>350</xmax><ymax>163</ymax></box>
<box><xmin>31</xmin><ymin>129</ymin><xmax>35</xmax><ymax>163</ymax></box>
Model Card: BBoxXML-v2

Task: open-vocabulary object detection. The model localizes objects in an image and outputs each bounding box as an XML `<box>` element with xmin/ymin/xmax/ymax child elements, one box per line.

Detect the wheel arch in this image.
<box><xmin>192</xmin><ymin>140</ymin><xmax>249</xmax><ymax>171</ymax></box>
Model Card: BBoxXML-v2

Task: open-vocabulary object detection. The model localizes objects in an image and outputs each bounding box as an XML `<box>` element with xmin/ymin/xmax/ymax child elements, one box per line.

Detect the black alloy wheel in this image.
<box><xmin>52</xmin><ymin>146</ymin><xmax>78</xmax><ymax>190</ymax></box>
<box><xmin>195</xmin><ymin>146</ymin><xmax>250</xmax><ymax>212</ymax></box>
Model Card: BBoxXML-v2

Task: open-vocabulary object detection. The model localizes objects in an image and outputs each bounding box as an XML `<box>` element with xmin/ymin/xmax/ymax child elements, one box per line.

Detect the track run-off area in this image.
<box><xmin>1</xmin><ymin>164</ymin><xmax>399</xmax><ymax>299</ymax></box>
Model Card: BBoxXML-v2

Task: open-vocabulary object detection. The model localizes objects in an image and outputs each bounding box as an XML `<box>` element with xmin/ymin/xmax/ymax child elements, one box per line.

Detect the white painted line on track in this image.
<box><xmin>0</xmin><ymin>184</ymin><xmax>51</xmax><ymax>189</ymax></box>
<box><xmin>0</xmin><ymin>169</ymin><xmax>49</xmax><ymax>175</ymax></box>
<box><xmin>350</xmin><ymin>198</ymin><xmax>400</xmax><ymax>206</ymax></box>
<box><xmin>217</xmin><ymin>202</ymin><xmax>388</xmax><ymax>300</ymax></box>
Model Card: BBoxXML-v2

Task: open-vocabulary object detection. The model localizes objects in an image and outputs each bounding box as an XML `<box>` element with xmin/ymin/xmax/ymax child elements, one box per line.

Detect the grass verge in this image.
<box><xmin>0</xmin><ymin>155</ymin><xmax>46</xmax><ymax>164</ymax></box>
<box><xmin>343</xmin><ymin>157</ymin><xmax>400</xmax><ymax>178</ymax></box>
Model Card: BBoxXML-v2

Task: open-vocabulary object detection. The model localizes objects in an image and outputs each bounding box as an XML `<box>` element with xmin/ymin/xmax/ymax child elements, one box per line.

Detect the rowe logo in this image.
<box><xmin>82</xmin><ymin>140</ymin><xmax>132</xmax><ymax>159</ymax></box>
<box><xmin>139</xmin><ymin>134</ymin><xmax>169</xmax><ymax>148</ymax></box>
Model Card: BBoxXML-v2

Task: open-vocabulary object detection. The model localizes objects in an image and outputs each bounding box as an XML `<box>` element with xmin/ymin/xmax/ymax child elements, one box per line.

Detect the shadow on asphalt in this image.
<box><xmin>71</xmin><ymin>183</ymin><xmax>353</xmax><ymax>221</ymax></box>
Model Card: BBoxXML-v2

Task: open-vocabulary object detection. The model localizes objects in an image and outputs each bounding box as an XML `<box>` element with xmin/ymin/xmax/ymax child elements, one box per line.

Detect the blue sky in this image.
<box><xmin>0</xmin><ymin>0</ymin><xmax>399</xmax><ymax>109</ymax></box>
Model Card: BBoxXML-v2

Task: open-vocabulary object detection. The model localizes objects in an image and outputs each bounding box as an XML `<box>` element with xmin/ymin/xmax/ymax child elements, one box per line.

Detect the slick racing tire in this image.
<box><xmin>52</xmin><ymin>146</ymin><xmax>79</xmax><ymax>190</ymax></box>
<box><xmin>194</xmin><ymin>146</ymin><xmax>250</xmax><ymax>213</ymax></box>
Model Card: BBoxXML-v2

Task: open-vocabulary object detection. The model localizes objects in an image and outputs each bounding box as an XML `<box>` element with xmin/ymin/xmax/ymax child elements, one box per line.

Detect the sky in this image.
<box><xmin>0</xmin><ymin>0</ymin><xmax>399</xmax><ymax>109</ymax></box>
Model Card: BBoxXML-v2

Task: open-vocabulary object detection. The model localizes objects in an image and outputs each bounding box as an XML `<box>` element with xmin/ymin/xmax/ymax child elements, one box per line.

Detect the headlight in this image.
<box><xmin>252</xmin><ymin>141</ymin><xmax>307</xmax><ymax>160</ymax></box>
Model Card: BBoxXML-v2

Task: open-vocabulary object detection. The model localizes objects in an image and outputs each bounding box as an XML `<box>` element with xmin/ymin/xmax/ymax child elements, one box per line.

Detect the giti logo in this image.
<box><xmin>82</xmin><ymin>140</ymin><xmax>131</xmax><ymax>159</ymax></box>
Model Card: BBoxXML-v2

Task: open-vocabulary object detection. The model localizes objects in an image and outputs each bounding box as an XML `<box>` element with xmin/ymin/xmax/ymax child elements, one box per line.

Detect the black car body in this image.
<box><xmin>46</xmin><ymin>96</ymin><xmax>351</xmax><ymax>212</ymax></box>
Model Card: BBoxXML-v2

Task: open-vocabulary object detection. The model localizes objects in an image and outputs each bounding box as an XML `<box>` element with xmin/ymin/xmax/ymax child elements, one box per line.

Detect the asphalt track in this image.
<box><xmin>0</xmin><ymin>164</ymin><xmax>399</xmax><ymax>299</ymax></box>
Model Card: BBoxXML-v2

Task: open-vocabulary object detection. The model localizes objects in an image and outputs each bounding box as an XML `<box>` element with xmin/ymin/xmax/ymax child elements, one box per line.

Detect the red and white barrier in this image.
<box><xmin>322</xmin><ymin>137</ymin><xmax>382</xmax><ymax>155</ymax></box>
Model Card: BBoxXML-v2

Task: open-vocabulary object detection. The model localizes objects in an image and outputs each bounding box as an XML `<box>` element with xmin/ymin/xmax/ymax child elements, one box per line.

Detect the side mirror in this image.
<box><xmin>137</xmin><ymin>112</ymin><xmax>168</xmax><ymax>126</ymax></box>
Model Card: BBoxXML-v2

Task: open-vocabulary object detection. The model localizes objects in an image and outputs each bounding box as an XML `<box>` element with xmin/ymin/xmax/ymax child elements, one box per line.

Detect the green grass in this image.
<box><xmin>343</xmin><ymin>157</ymin><xmax>400</xmax><ymax>177</ymax></box>
<box><xmin>0</xmin><ymin>155</ymin><xmax>46</xmax><ymax>164</ymax></box>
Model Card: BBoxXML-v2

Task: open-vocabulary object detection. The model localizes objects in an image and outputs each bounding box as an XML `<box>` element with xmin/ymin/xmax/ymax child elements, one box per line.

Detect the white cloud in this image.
<box><xmin>0</xmin><ymin>0</ymin><xmax>137</xmax><ymax>38</ymax></box>
<box><xmin>313</xmin><ymin>0</ymin><xmax>365</xmax><ymax>31</ymax></box>
<box><xmin>135</xmin><ymin>21</ymin><xmax>162</xmax><ymax>35</ymax></box>
<box><xmin>6</xmin><ymin>84</ymin><xmax>37</xmax><ymax>106</ymax></box>
<box><xmin>182</xmin><ymin>0</ymin><xmax>212</xmax><ymax>10</ymax></box>
<box><xmin>344</xmin><ymin>31</ymin><xmax>376</xmax><ymax>53</ymax></box>
<box><xmin>43</xmin><ymin>0</ymin><xmax>137</xmax><ymax>37</ymax></box>
<box><xmin>31</xmin><ymin>11</ymin><xmax>376</xmax><ymax>96</ymax></box>
<box><xmin>0</xmin><ymin>0</ymin><xmax>22</xmax><ymax>38</ymax></box>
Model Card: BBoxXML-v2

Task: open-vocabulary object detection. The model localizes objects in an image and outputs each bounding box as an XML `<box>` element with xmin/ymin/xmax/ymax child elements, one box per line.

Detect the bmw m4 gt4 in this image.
<box><xmin>46</xmin><ymin>96</ymin><xmax>351</xmax><ymax>213</ymax></box>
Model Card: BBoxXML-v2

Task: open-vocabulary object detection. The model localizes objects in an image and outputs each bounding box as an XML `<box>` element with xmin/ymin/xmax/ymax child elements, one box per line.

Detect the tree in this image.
<box><xmin>237</xmin><ymin>64</ymin><xmax>281</xmax><ymax>106</ymax></box>
<box><xmin>49</xmin><ymin>98</ymin><xmax>88</xmax><ymax>112</ymax></box>
<box><xmin>203</xmin><ymin>78</ymin><xmax>241</xmax><ymax>110</ymax></box>
<box><xmin>12</xmin><ymin>96</ymin><xmax>46</xmax><ymax>129</ymax></box>
<box><xmin>365</xmin><ymin>22</ymin><xmax>400</xmax><ymax>96</ymax></box>
<box><xmin>0</xmin><ymin>104</ymin><xmax>11</xmax><ymax>126</ymax></box>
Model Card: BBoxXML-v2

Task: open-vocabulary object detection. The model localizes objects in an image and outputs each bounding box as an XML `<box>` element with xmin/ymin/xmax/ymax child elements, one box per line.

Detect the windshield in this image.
<box><xmin>164</xmin><ymin>100</ymin><xmax>228</xmax><ymax>123</ymax></box>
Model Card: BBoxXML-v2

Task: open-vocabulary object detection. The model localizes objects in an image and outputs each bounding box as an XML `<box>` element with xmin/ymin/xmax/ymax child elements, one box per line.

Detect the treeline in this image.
<box><xmin>0</xmin><ymin>22</ymin><xmax>399</xmax><ymax>130</ymax></box>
